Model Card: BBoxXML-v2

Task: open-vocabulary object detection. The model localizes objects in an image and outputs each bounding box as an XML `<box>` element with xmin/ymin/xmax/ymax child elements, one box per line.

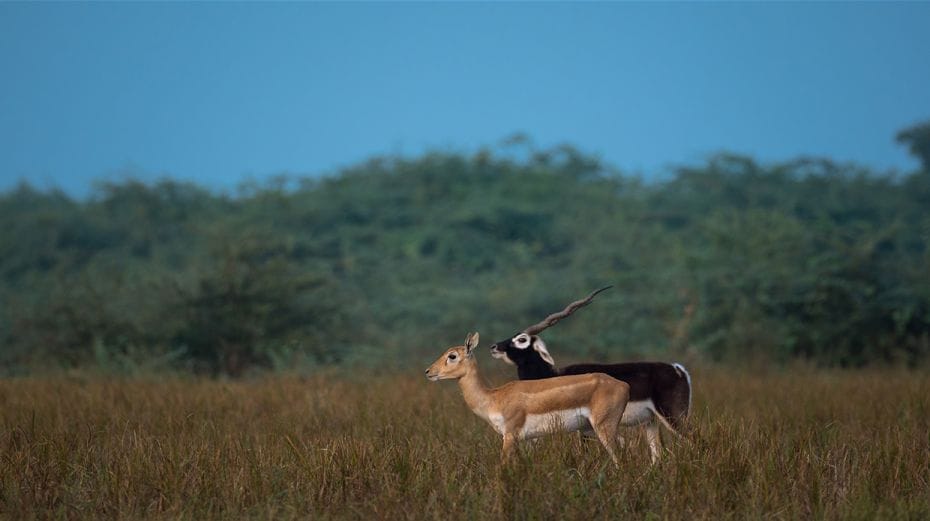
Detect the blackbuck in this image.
<box><xmin>425</xmin><ymin>332</ymin><xmax>630</xmax><ymax>465</ymax></box>
<box><xmin>489</xmin><ymin>287</ymin><xmax>692</xmax><ymax>462</ymax></box>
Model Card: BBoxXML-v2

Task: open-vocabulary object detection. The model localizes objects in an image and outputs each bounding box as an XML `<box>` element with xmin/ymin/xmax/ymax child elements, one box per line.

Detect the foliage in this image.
<box><xmin>1</xmin><ymin>124</ymin><xmax>929</xmax><ymax>372</ymax></box>
<box><xmin>897</xmin><ymin>120</ymin><xmax>930</xmax><ymax>171</ymax></box>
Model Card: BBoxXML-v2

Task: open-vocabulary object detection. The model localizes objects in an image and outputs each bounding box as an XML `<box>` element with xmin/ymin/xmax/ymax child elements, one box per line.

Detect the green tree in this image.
<box><xmin>896</xmin><ymin>120</ymin><xmax>930</xmax><ymax>172</ymax></box>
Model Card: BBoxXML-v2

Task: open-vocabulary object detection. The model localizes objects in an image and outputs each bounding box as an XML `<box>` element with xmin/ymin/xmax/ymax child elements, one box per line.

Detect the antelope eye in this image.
<box><xmin>448</xmin><ymin>354</ymin><xmax>457</xmax><ymax>361</ymax></box>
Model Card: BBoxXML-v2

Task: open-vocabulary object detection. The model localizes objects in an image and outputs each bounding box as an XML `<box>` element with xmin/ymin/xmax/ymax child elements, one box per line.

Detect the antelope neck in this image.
<box><xmin>457</xmin><ymin>360</ymin><xmax>493</xmax><ymax>416</ymax></box>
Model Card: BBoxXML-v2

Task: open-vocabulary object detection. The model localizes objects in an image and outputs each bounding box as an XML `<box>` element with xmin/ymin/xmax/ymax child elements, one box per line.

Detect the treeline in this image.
<box><xmin>2</xmin><ymin>125</ymin><xmax>929</xmax><ymax>375</ymax></box>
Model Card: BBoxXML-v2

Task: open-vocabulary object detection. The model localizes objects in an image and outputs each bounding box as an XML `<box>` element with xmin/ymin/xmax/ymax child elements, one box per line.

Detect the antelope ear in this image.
<box><xmin>464</xmin><ymin>332</ymin><xmax>480</xmax><ymax>354</ymax></box>
<box><xmin>532</xmin><ymin>337</ymin><xmax>555</xmax><ymax>366</ymax></box>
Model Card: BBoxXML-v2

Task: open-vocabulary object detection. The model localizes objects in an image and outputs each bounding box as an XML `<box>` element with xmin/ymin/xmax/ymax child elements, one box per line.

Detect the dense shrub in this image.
<box><xmin>1</xmin><ymin>129</ymin><xmax>928</xmax><ymax>373</ymax></box>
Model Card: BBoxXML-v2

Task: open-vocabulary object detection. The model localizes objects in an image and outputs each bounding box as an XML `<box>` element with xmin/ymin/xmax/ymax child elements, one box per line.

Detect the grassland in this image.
<box><xmin>2</xmin><ymin>365</ymin><xmax>929</xmax><ymax>520</ymax></box>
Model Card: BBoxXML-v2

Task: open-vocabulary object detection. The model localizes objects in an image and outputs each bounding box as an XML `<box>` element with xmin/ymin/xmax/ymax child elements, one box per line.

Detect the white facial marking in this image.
<box><xmin>490</xmin><ymin>350</ymin><xmax>515</xmax><ymax>365</ymax></box>
<box><xmin>513</xmin><ymin>334</ymin><xmax>531</xmax><ymax>349</ymax></box>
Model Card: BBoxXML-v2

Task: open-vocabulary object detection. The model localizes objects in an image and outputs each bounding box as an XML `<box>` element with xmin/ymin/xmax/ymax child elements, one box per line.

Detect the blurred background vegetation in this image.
<box><xmin>1</xmin><ymin>122</ymin><xmax>928</xmax><ymax>376</ymax></box>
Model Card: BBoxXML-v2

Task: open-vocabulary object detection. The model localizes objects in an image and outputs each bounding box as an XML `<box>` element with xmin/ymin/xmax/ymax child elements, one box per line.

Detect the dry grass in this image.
<box><xmin>2</xmin><ymin>366</ymin><xmax>929</xmax><ymax>520</ymax></box>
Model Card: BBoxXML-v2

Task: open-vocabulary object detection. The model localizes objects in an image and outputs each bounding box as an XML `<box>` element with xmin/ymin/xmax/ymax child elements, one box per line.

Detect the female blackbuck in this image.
<box><xmin>489</xmin><ymin>287</ymin><xmax>692</xmax><ymax>462</ymax></box>
<box><xmin>425</xmin><ymin>332</ymin><xmax>630</xmax><ymax>465</ymax></box>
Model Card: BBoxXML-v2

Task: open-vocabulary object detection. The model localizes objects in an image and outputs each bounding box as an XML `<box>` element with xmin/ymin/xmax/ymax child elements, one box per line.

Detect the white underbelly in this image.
<box><xmin>520</xmin><ymin>407</ymin><xmax>591</xmax><ymax>439</ymax></box>
<box><xmin>620</xmin><ymin>399</ymin><xmax>656</xmax><ymax>426</ymax></box>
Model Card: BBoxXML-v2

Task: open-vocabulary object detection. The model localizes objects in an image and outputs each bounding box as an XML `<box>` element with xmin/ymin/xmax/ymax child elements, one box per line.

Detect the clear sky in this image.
<box><xmin>2</xmin><ymin>2</ymin><xmax>929</xmax><ymax>197</ymax></box>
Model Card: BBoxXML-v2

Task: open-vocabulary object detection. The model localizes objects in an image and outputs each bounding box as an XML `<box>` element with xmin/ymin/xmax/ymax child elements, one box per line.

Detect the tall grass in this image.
<box><xmin>2</xmin><ymin>367</ymin><xmax>928</xmax><ymax>519</ymax></box>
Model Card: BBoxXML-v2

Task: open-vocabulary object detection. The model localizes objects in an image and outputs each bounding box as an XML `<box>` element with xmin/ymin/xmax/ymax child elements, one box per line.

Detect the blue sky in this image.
<box><xmin>2</xmin><ymin>2</ymin><xmax>929</xmax><ymax>197</ymax></box>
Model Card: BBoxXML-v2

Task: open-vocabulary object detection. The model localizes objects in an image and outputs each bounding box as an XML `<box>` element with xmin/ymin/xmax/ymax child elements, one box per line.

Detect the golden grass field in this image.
<box><xmin>2</xmin><ymin>365</ymin><xmax>929</xmax><ymax>520</ymax></box>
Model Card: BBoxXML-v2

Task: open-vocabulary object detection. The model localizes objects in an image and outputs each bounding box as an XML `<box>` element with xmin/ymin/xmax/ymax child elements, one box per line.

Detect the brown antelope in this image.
<box><xmin>489</xmin><ymin>287</ymin><xmax>692</xmax><ymax>462</ymax></box>
<box><xmin>425</xmin><ymin>332</ymin><xmax>630</xmax><ymax>464</ymax></box>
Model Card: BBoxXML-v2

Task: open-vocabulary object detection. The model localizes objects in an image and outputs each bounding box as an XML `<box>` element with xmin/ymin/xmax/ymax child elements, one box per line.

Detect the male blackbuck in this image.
<box><xmin>425</xmin><ymin>332</ymin><xmax>630</xmax><ymax>465</ymax></box>
<box><xmin>489</xmin><ymin>287</ymin><xmax>692</xmax><ymax>462</ymax></box>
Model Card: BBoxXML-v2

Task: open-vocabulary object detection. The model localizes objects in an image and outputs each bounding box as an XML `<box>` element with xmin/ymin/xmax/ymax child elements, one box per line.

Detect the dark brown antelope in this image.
<box><xmin>426</xmin><ymin>332</ymin><xmax>630</xmax><ymax>465</ymax></box>
<box><xmin>489</xmin><ymin>287</ymin><xmax>692</xmax><ymax>462</ymax></box>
